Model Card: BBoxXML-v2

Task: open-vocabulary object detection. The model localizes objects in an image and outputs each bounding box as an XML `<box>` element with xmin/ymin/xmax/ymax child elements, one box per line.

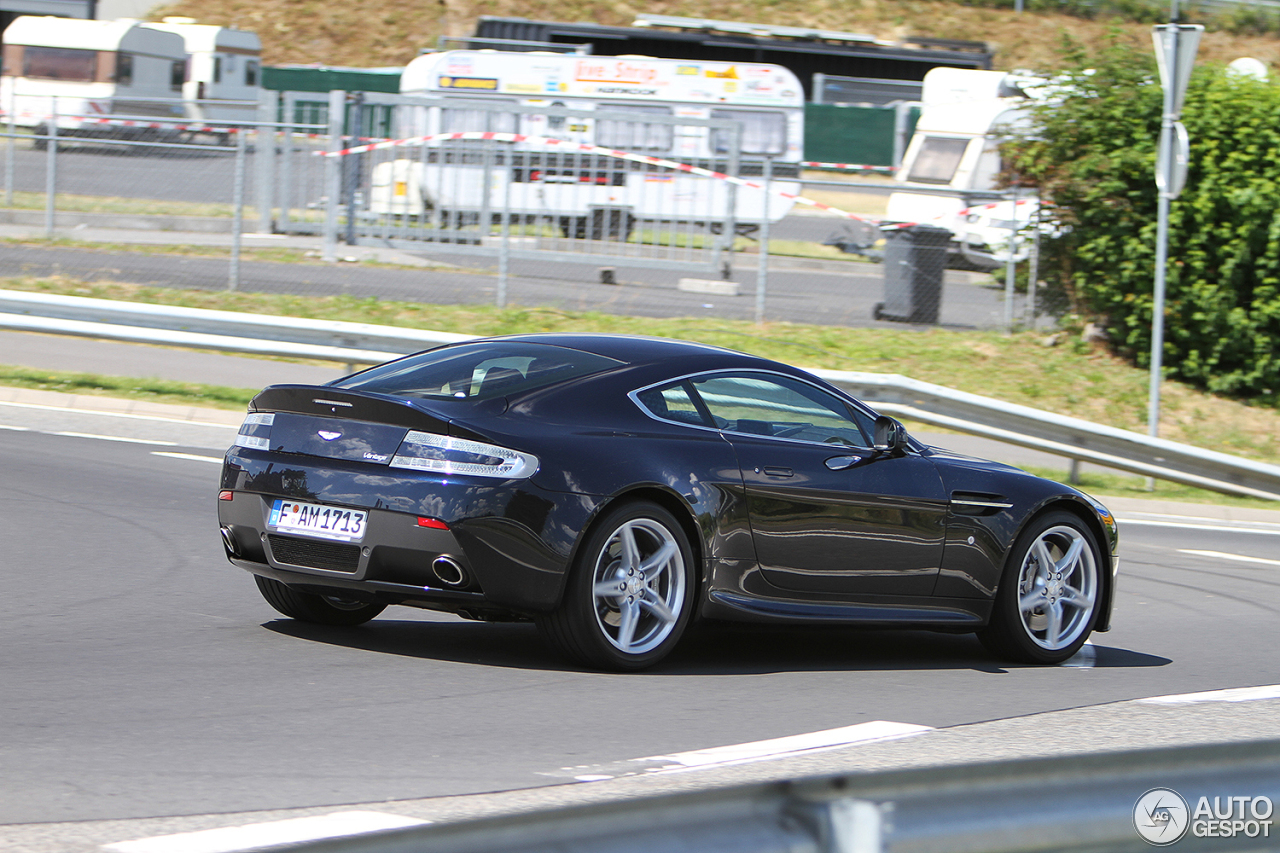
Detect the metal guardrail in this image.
<box><xmin>250</xmin><ymin>739</ymin><xmax>1280</xmax><ymax>853</ymax></box>
<box><xmin>0</xmin><ymin>289</ymin><xmax>464</xmax><ymax>363</ymax></box>
<box><xmin>1</xmin><ymin>287</ymin><xmax>1277</xmax><ymax>501</ymax></box>
<box><xmin>824</xmin><ymin>370</ymin><xmax>1280</xmax><ymax>502</ymax></box>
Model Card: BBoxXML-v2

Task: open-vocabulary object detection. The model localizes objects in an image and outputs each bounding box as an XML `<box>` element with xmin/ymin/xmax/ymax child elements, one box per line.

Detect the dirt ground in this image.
<box><xmin>153</xmin><ymin>0</ymin><xmax>1280</xmax><ymax>73</ymax></box>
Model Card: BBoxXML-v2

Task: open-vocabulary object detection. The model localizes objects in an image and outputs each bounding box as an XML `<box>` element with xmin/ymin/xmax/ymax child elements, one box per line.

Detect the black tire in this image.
<box><xmin>978</xmin><ymin>511</ymin><xmax>1103</xmax><ymax>664</ymax></box>
<box><xmin>872</xmin><ymin>302</ymin><xmax>885</xmax><ymax>321</ymax></box>
<box><xmin>538</xmin><ymin>501</ymin><xmax>696</xmax><ymax>671</ymax></box>
<box><xmin>254</xmin><ymin>575</ymin><xmax>386</xmax><ymax>626</ymax></box>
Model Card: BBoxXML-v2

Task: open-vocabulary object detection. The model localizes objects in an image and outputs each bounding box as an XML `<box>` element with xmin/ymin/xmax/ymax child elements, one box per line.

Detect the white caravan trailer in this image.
<box><xmin>378</xmin><ymin>50</ymin><xmax>805</xmax><ymax>235</ymax></box>
<box><xmin>142</xmin><ymin>18</ymin><xmax>261</xmax><ymax>124</ymax></box>
<box><xmin>0</xmin><ymin>16</ymin><xmax>186</xmax><ymax>135</ymax></box>
<box><xmin>885</xmin><ymin>67</ymin><xmax>1046</xmax><ymax>266</ymax></box>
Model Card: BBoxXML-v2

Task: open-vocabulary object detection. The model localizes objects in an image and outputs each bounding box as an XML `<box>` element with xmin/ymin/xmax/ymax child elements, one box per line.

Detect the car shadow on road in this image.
<box><xmin>261</xmin><ymin>619</ymin><xmax>1170</xmax><ymax>675</ymax></box>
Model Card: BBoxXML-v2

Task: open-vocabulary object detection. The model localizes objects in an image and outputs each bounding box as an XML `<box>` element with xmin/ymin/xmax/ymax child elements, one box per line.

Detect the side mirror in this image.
<box><xmin>873</xmin><ymin>416</ymin><xmax>908</xmax><ymax>454</ymax></box>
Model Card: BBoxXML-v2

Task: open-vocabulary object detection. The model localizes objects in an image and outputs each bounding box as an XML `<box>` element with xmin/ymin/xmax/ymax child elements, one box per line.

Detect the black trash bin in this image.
<box><xmin>874</xmin><ymin>224</ymin><xmax>951</xmax><ymax>324</ymax></box>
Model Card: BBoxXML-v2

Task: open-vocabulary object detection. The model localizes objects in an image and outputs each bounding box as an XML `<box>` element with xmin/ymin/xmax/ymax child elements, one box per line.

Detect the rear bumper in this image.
<box><xmin>218</xmin><ymin>448</ymin><xmax>603</xmax><ymax>614</ymax></box>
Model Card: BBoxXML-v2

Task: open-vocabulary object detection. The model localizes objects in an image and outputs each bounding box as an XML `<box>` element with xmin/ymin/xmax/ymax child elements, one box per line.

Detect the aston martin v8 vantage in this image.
<box><xmin>218</xmin><ymin>334</ymin><xmax>1118</xmax><ymax>670</ymax></box>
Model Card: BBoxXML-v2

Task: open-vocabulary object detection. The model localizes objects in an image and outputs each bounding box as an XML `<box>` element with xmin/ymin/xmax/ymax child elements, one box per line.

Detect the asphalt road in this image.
<box><xmin>10</xmin><ymin>140</ymin><xmax>255</xmax><ymax>206</ymax></box>
<box><xmin>1</xmin><ymin>397</ymin><xmax>1278</xmax><ymax>840</ymax></box>
<box><xmin>0</xmin><ymin>240</ymin><xmax>1017</xmax><ymax>330</ymax></box>
<box><xmin>6</xmin><ymin>137</ymin><xmax>1022</xmax><ymax>330</ymax></box>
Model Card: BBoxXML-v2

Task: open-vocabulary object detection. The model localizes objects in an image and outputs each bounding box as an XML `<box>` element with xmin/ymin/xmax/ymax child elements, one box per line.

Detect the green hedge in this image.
<box><xmin>1007</xmin><ymin>35</ymin><xmax>1280</xmax><ymax>399</ymax></box>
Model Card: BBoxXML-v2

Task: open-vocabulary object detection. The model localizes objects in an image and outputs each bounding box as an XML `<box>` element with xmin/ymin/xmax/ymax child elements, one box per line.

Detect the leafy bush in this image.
<box><xmin>1006</xmin><ymin>33</ymin><xmax>1280</xmax><ymax>398</ymax></box>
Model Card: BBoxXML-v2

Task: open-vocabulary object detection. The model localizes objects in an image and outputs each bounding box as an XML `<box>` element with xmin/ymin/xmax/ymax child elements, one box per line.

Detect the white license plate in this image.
<box><xmin>269</xmin><ymin>499</ymin><xmax>368</xmax><ymax>542</ymax></box>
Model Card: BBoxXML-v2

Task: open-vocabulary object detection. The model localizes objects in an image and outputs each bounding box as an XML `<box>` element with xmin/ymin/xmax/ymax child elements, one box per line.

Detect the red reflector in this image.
<box><xmin>417</xmin><ymin>517</ymin><xmax>449</xmax><ymax>530</ymax></box>
<box><xmin>218</xmin><ymin>490</ymin><xmax>234</xmax><ymax>501</ymax></box>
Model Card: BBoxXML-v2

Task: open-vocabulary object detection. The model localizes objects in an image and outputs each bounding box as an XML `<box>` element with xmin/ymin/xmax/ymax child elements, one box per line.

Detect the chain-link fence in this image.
<box><xmin>0</xmin><ymin>88</ymin><xmax>1044</xmax><ymax>330</ymax></box>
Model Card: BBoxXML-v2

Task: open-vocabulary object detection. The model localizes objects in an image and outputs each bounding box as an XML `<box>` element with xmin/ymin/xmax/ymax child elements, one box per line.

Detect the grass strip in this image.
<box><xmin>0</xmin><ymin>364</ymin><xmax>256</xmax><ymax>411</ymax></box>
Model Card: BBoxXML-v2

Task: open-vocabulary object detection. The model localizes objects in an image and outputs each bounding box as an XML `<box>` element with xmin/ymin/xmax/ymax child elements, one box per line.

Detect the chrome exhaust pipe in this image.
<box><xmin>220</xmin><ymin>525</ymin><xmax>241</xmax><ymax>557</ymax></box>
<box><xmin>431</xmin><ymin>556</ymin><xmax>468</xmax><ymax>587</ymax></box>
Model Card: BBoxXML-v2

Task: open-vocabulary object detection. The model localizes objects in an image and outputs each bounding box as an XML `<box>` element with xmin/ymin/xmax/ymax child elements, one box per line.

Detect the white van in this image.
<box><xmin>375</xmin><ymin>50</ymin><xmax>805</xmax><ymax>236</ymax></box>
<box><xmin>885</xmin><ymin>67</ymin><xmax>1046</xmax><ymax>266</ymax></box>
<box><xmin>0</xmin><ymin>16</ymin><xmax>186</xmax><ymax>135</ymax></box>
<box><xmin>142</xmin><ymin>18</ymin><xmax>261</xmax><ymax>124</ymax></box>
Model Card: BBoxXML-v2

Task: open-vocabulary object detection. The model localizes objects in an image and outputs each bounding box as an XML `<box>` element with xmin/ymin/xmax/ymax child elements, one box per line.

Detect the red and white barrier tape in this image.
<box><xmin>883</xmin><ymin>197</ymin><xmax>1038</xmax><ymax>231</ymax></box>
<box><xmin>317</xmin><ymin>131</ymin><xmax>889</xmax><ymax>224</ymax></box>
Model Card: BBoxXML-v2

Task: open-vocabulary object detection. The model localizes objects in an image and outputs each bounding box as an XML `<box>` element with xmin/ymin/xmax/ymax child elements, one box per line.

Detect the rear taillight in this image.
<box><xmin>233</xmin><ymin>412</ymin><xmax>274</xmax><ymax>450</ymax></box>
<box><xmin>390</xmin><ymin>431</ymin><xmax>538</xmax><ymax>479</ymax></box>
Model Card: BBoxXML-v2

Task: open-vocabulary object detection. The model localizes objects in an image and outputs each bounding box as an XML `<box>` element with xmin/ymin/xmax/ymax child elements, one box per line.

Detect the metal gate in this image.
<box><xmin>261</xmin><ymin>90</ymin><xmax>764</xmax><ymax>277</ymax></box>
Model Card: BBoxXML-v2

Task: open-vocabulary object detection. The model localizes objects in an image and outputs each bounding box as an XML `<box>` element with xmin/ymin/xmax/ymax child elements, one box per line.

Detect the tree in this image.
<box><xmin>1006</xmin><ymin>33</ymin><xmax>1280</xmax><ymax>398</ymax></box>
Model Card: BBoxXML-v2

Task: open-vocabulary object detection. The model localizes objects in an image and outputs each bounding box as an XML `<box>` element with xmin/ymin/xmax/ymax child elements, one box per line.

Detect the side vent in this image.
<box><xmin>950</xmin><ymin>491</ymin><xmax>1013</xmax><ymax>516</ymax></box>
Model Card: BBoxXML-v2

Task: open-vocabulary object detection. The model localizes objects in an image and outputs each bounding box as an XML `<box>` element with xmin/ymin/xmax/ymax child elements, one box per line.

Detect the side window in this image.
<box><xmin>22</xmin><ymin>46</ymin><xmax>96</xmax><ymax>81</ymax></box>
<box><xmin>440</xmin><ymin>103</ymin><xmax>517</xmax><ymax>133</ymax></box>
<box><xmin>709</xmin><ymin>109</ymin><xmax>786</xmax><ymax>155</ymax></box>
<box><xmin>635</xmin><ymin>382</ymin><xmax>709</xmax><ymax>427</ymax></box>
<box><xmin>114</xmin><ymin>52</ymin><xmax>133</xmax><ymax>86</ymax></box>
<box><xmin>595</xmin><ymin>104</ymin><xmax>673</xmax><ymax>152</ymax></box>
<box><xmin>689</xmin><ymin>373</ymin><xmax>870</xmax><ymax>448</ymax></box>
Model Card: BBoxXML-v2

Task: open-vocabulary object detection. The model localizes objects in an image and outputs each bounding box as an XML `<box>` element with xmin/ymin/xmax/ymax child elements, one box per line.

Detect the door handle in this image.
<box><xmin>763</xmin><ymin>466</ymin><xmax>794</xmax><ymax>478</ymax></box>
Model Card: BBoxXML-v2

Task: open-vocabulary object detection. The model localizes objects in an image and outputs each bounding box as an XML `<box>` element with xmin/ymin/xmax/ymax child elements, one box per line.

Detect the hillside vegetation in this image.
<box><xmin>152</xmin><ymin>0</ymin><xmax>1280</xmax><ymax>73</ymax></box>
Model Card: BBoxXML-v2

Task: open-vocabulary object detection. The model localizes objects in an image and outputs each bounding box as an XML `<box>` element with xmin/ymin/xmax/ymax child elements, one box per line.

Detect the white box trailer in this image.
<box><xmin>375</xmin><ymin>50</ymin><xmax>805</xmax><ymax>236</ymax></box>
<box><xmin>885</xmin><ymin>67</ymin><xmax>1046</xmax><ymax>267</ymax></box>
<box><xmin>0</xmin><ymin>16</ymin><xmax>186</xmax><ymax>135</ymax></box>
<box><xmin>142</xmin><ymin>18</ymin><xmax>261</xmax><ymax>124</ymax></box>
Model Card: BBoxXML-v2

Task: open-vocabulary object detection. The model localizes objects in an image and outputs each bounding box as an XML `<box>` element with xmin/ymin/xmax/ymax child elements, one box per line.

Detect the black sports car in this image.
<box><xmin>218</xmin><ymin>334</ymin><xmax>1118</xmax><ymax>670</ymax></box>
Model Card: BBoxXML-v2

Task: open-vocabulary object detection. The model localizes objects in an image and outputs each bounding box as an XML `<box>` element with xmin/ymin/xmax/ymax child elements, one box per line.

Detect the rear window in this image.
<box><xmin>332</xmin><ymin>342</ymin><xmax>624</xmax><ymax>401</ymax></box>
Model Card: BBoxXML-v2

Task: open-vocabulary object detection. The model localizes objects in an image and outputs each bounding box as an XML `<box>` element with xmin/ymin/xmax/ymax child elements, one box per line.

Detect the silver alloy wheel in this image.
<box><xmin>1016</xmin><ymin>524</ymin><xmax>1098</xmax><ymax>650</ymax></box>
<box><xmin>590</xmin><ymin>518</ymin><xmax>687</xmax><ymax>655</ymax></box>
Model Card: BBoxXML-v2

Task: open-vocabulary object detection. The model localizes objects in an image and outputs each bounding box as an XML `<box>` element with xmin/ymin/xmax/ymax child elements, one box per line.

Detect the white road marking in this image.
<box><xmin>649</xmin><ymin>720</ymin><xmax>933</xmax><ymax>768</ymax></box>
<box><xmin>151</xmin><ymin>451</ymin><xmax>223</xmax><ymax>464</ymax></box>
<box><xmin>0</xmin><ymin>399</ymin><xmax>237</xmax><ymax>429</ymax></box>
<box><xmin>1137</xmin><ymin>684</ymin><xmax>1280</xmax><ymax>705</ymax></box>
<box><xmin>102</xmin><ymin>811</ymin><xmax>428</xmax><ymax>853</ymax></box>
<box><xmin>565</xmin><ymin>720</ymin><xmax>933</xmax><ymax>782</ymax></box>
<box><xmin>1114</xmin><ymin>518</ymin><xmax>1280</xmax><ymax>536</ymax></box>
<box><xmin>1177</xmin><ymin>549</ymin><xmax>1280</xmax><ymax>568</ymax></box>
<box><xmin>51</xmin><ymin>431</ymin><xmax>178</xmax><ymax>446</ymax></box>
<box><xmin>0</xmin><ymin>423</ymin><xmax>30</xmax><ymax>431</ymax></box>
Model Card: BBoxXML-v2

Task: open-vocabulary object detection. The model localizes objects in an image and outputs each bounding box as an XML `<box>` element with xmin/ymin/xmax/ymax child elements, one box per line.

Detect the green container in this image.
<box><xmin>803</xmin><ymin>103</ymin><xmax>918</xmax><ymax>167</ymax></box>
<box><xmin>263</xmin><ymin>66</ymin><xmax>403</xmax><ymax>136</ymax></box>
